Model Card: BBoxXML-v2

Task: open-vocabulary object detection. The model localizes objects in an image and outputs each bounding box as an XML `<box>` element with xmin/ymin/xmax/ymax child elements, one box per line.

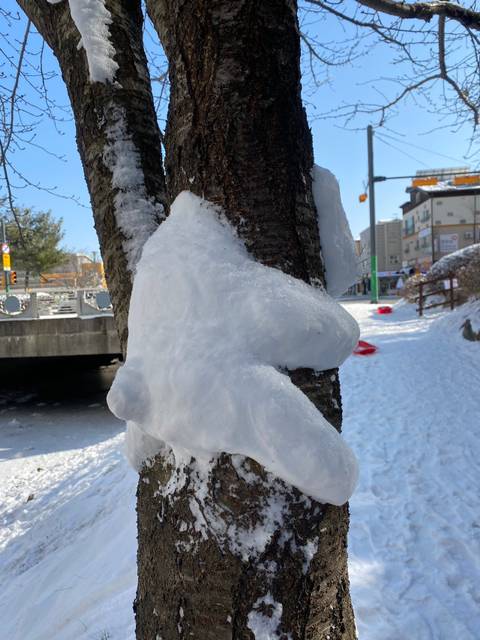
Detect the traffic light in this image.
<box><xmin>11</xmin><ymin>271</ymin><xmax>17</xmax><ymax>284</ymax></box>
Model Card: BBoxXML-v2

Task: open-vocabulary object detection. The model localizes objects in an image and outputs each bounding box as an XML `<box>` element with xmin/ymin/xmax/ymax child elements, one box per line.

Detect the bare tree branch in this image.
<box><xmin>2</xmin><ymin>18</ymin><xmax>31</xmax><ymax>161</ymax></box>
<box><xmin>437</xmin><ymin>14</ymin><xmax>479</xmax><ymax>123</ymax></box>
<box><xmin>0</xmin><ymin>138</ymin><xmax>27</xmax><ymax>247</ymax></box>
<box><xmin>358</xmin><ymin>0</ymin><xmax>480</xmax><ymax>30</ymax></box>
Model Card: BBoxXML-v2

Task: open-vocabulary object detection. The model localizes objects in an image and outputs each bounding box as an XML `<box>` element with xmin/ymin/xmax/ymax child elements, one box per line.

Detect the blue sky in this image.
<box><xmin>3</xmin><ymin>1</ymin><xmax>478</xmax><ymax>254</ymax></box>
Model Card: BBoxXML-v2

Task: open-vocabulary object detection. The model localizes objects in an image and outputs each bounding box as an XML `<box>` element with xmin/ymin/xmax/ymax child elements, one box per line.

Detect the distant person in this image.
<box><xmin>396</xmin><ymin>276</ymin><xmax>404</xmax><ymax>295</ymax></box>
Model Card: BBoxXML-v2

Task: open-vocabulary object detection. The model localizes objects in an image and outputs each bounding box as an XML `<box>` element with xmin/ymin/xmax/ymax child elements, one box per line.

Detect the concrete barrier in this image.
<box><xmin>0</xmin><ymin>315</ymin><xmax>121</xmax><ymax>359</ymax></box>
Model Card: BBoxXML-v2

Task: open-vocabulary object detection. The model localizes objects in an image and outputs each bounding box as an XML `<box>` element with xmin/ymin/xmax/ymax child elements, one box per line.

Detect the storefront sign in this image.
<box><xmin>439</xmin><ymin>234</ymin><xmax>459</xmax><ymax>253</ymax></box>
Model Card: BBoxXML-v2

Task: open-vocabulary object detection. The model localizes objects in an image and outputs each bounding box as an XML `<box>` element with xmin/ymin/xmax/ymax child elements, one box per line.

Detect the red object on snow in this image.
<box><xmin>377</xmin><ymin>305</ymin><xmax>393</xmax><ymax>314</ymax></box>
<box><xmin>353</xmin><ymin>340</ymin><xmax>378</xmax><ymax>356</ymax></box>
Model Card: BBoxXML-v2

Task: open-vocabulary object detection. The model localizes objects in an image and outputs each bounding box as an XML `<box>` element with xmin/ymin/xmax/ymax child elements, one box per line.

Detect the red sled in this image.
<box><xmin>353</xmin><ymin>340</ymin><xmax>378</xmax><ymax>356</ymax></box>
<box><xmin>377</xmin><ymin>305</ymin><xmax>393</xmax><ymax>314</ymax></box>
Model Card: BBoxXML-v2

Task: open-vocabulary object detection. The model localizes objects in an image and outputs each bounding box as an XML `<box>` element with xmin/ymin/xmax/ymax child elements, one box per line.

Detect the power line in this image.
<box><xmin>376</xmin><ymin>133</ymin><xmax>431</xmax><ymax>167</ymax></box>
<box><xmin>374</xmin><ymin>169</ymin><xmax>480</xmax><ymax>181</ymax></box>
<box><xmin>376</xmin><ymin>130</ymin><xmax>467</xmax><ymax>165</ymax></box>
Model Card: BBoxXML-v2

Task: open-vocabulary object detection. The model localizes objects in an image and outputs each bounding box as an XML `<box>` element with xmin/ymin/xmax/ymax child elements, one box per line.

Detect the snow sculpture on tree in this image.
<box><xmin>108</xmin><ymin>191</ymin><xmax>359</xmax><ymax>506</ymax></box>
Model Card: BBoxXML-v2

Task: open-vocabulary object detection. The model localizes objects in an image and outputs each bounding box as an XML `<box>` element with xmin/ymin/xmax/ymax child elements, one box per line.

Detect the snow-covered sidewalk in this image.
<box><xmin>0</xmin><ymin>403</ymin><xmax>137</xmax><ymax>640</ymax></box>
<box><xmin>0</xmin><ymin>301</ymin><xmax>479</xmax><ymax>639</ymax></box>
<box><xmin>342</xmin><ymin>301</ymin><xmax>480</xmax><ymax>639</ymax></box>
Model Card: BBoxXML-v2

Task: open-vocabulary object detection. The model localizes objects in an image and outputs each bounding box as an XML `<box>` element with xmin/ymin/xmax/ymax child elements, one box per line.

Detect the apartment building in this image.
<box><xmin>359</xmin><ymin>219</ymin><xmax>403</xmax><ymax>274</ymax></box>
<box><xmin>401</xmin><ymin>168</ymin><xmax>480</xmax><ymax>271</ymax></box>
<box><xmin>358</xmin><ymin>219</ymin><xmax>403</xmax><ymax>292</ymax></box>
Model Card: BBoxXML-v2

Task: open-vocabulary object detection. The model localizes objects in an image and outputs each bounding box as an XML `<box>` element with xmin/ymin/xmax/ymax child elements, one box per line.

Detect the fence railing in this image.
<box><xmin>0</xmin><ymin>289</ymin><xmax>113</xmax><ymax>319</ymax></box>
<box><xmin>415</xmin><ymin>273</ymin><xmax>461</xmax><ymax>316</ymax></box>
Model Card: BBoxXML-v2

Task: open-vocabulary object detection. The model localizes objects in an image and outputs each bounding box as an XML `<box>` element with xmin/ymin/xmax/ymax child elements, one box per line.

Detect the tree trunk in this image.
<box><xmin>16</xmin><ymin>0</ymin><xmax>357</xmax><ymax>637</ymax></box>
<box><xmin>136</xmin><ymin>1</ymin><xmax>357</xmax><ymax>638</ymax></box>
<box><xmin>17</xmin><ymin>0</ymin><xmax>166</xmax><ymax>351</ymax></box>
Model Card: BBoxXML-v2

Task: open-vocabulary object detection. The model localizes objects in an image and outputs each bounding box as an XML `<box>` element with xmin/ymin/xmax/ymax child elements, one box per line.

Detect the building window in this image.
<box><xmin>435</xmin><ymin>220</ymin><xmax>441</xmax><ymax>224</ymax></box>
<box><xmin>404</xmin><ymin>218</ymin><xmax>415</xmax><ymax>236</ymax></box>
<box><xmin>465</xmin><ymin>231</ymin><xmax>474</xmax><ymax>240</ymax></box>
<box><xmin>460</xmin><ymin>219</ymin><xmax>466</xmax><ymax>224</ymax></box>
<box><xmin>447</xmin><ymin>212</ymin><xmax>454</xmax><ymax>216</ymax></box>
<box><xmin>436</xmin><ymin>201</ymin><xmax>443</xmax><ymax>205</ymax></box>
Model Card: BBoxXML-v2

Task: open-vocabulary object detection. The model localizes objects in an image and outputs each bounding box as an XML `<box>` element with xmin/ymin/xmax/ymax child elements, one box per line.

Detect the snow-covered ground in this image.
<box><xmin>343</xmin><ymin>301</ymin><xmax>480</xmax><ymax>640</ymax></box>
<box><xmin>0</xmin><ymin>389</ymin><xmax>137</xmax><ymax>640</ymax></box>
<box><xmin>1</xmin><ymin>301</ymin><xmax>479</xmax><ymax>639</ymax></box>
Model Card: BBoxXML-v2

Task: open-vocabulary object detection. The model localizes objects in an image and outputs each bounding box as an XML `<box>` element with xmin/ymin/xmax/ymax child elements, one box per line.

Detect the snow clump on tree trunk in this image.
<box><xmin>47</xmin><ymin>0</ymin><xmax>119</xmax><ymax>83</ymax></box>
<box><xmin>102</xmin><ymin>106</ymin><xmax>164</xmax><ymax>272</ymax></box>
<box><xmin>313</xmin><ymin>165</ymin><xmax>358</xmax><ymax>297</ymax></box>
<box><xmin>107</xmin><ymin>191</ymin><xmax>360</xmax><ymax>506</ymax></box>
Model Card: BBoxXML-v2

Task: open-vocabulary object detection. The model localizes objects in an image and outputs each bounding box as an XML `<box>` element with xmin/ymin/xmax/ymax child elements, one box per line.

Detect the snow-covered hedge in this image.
<box><xmin>428</xmin><ymin>243</ymin><xmax>480</xmax><ymax>280</ymax></box>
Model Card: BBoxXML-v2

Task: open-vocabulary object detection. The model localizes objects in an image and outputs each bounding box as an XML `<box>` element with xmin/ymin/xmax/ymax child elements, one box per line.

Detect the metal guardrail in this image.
<box><xmin>0</xmin><ymin>289</ymin><xmax>113</xmax><ymax>320</ymax></box>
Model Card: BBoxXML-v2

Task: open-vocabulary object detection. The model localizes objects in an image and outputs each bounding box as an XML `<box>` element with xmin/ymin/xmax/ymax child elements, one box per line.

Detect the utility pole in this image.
<box><xmin>367</xmin><ymin>125</ymin><xmax>379</xmax><ymax>303</ymax></box>
<box><xmin>430</xmin><ymin>198</ymin><xmax>435</xmax><ymax>265</ymax></box>
<box><xmin>1</xmin><ymin>219</ymin><xmax>10</xmax><ymax>295</ymax></box>
<box><xmin>474</xmin><ymin>194</ymin><xmax>477</xmax><ymax>245</ymax></box>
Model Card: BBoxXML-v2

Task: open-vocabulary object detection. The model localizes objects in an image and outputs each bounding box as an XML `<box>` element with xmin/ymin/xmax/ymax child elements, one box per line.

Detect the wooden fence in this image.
<box><xmin>415</xmin><ymin>273</ymin><xmax>461</xmax><ymax>316</ymax></box>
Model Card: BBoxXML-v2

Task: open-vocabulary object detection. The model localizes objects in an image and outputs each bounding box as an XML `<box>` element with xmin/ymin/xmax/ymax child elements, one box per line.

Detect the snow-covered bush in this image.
<box><xmin>401</xmin><ymin>274</ymin><xmax>425</xmax><ymax>303</ymax></box>
<box><xmin>457</xmin><ymin>253</ymin><xmax>480</xmax><ymax>301</ymax></box>
<box><xmin>428</xmin><ymin>243</ymin><xmax>480</xmax><ymax>280</ymax></box>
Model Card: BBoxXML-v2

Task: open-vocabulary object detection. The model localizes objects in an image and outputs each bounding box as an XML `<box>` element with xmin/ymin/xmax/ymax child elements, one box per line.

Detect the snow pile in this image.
<box><xmin>48</xmin><ymin>0</ymin><xmax>119</xmax><ymax>83</ymax></box>
<box><xmin>108</xmin><ymin>191</ymin><xmax>359</xmax><ymax>505</ymax></box>
<box><xmin>313</xmin><ymin>165</ymin><xmax>357</xmax><ymax>297</ymax></box>
<box><xmin>428</xmin><ymin>243</ymin><xmax>480</xmax><ymax>279</ymax></box>
<box><xmin>103</xmin><ymin>106</ymin><xmax>164</xmax><ymax>271</ymax></box>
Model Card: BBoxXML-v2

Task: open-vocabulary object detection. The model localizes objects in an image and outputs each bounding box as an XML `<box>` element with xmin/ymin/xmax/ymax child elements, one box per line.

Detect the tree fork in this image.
<box><xmin>137</xmin><ymin>1</ymin><xmax>357</xmax><ymax>638</ymax></box>
<box><xmin>16</xmin><ymin>0</ymin><xmax>167</xmax><ymax>351</ymax></box>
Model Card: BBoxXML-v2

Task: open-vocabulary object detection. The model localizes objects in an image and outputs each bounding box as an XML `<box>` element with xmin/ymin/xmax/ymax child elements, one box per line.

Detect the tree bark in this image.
<box><xmin>16</xmin><ymin>0</ymin><xmax>357</xmax><ymax>636</ymax></box>
<box><xmin>136</xmin><ymin>1</ymin><xmax>357</xmax><ymax>638</ymax></box>
<box><xmin>16</xmin><ymin>0</ymin><xmax>166</xmax><ymax>351</ymax></box>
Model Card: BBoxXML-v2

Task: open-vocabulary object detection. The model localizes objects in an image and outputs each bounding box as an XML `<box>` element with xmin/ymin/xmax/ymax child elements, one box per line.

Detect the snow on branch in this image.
<box><xmin>108</xmin><ymin>192</ymin><xmax>359</xmax><ymax>505</ymax></box>
<box><xmin>47</xmin><ymin>0</ymin><xmax>119</xmax><ymax>82</ymax></box>
<box><xmin>103</xmin><ymin>105</ymin><xmax>164</xmax><ymax>272</ymax></box>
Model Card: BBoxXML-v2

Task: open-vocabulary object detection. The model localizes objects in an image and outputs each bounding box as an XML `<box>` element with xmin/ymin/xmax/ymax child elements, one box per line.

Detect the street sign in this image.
<box><xmin>1</xmin><ymin>243</ymin><xmax>10</xmax><ymax>254</ymax></box>
<box><xmin>2</xmin><ymin>253</ymin><xmax>11</xmax><ymax>271</ymax></box>
<box><xmin>453</xmin><ymin>175</ymin><xmax>480</xmax><ymax>186</ymax></box>
<box><xmin>4</xmin><ymin>296</ymin><xmax>20</xmax><ymax>314</ymax></box>
<box><xmin>412</xmin><ymin>177</ymin><xmax>438</xmax><ymax>188</ymax></box>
